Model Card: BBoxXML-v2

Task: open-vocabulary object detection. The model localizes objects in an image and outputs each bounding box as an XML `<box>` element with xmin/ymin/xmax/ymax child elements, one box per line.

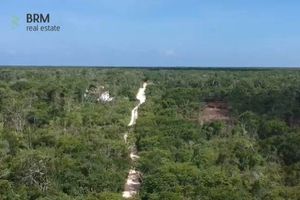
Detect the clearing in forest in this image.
<box><xmin>199</xmin><ymin>101</ymin><xmax>230</xmax><ymax>123</ymax></box>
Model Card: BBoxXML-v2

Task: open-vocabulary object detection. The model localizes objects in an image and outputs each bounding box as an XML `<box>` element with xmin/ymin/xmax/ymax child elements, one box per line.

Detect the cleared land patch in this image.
<box><xmin>199</xmin><ymin>101</ymin><xmax>230</xmax><ymax>123</ymax></box>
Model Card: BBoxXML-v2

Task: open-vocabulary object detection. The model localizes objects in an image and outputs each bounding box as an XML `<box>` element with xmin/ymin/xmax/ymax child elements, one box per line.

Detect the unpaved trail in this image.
<box><xmin>122</xmin><ymin>82</ymin><xmax>148</xmax><ymax>199</ymax></box>
<box><xmin>128</xmin><ymin>82</ymin><xmax>147</xmax><ymax>126</ymax></box>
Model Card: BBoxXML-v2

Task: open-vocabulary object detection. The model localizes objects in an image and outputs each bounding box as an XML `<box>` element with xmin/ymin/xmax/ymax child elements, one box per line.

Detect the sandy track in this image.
<box><xmin>122</xmin><ymin>82</ymin><xmax>148</xmax><ymax>199</ymax></box>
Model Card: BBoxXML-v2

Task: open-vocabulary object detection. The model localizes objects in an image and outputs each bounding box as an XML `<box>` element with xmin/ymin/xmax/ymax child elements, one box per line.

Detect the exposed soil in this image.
<box><xmin>122</xmin><ymin>82</ymin><xmax>148</xmax><ymax>199</ymax></box>
<box><xmin>199</xmin><ymin>101</ymin><xmax>230</xmax><ymax>123</ymax></box>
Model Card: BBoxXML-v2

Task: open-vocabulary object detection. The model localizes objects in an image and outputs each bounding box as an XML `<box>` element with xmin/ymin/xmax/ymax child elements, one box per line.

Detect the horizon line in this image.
<box><xmin>1</xmin><ymin>65</ymin><xmax>300</xmax><ymax>69</ymax></box>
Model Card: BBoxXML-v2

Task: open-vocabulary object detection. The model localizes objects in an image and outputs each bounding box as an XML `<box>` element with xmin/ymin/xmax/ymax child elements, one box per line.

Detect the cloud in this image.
<box><xmin>164</xmin><ymin>49</ymin><xmax>176</xmax><ymax>56</ymax></box>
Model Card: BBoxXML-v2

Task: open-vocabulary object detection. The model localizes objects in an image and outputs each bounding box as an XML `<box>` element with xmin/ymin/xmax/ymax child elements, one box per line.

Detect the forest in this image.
<box><xmin>0</xmin><ymin>68</ymin><xmax>299</xmax><ymax>200</ymax></box>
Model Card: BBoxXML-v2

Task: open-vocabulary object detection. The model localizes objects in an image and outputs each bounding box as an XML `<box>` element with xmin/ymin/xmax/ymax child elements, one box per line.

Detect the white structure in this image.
<box><xmin>84</xmin><ymin>85</ymin><xmax>114</xmax><ymax>103</ymax></box>
<box><xmin>98</xmin><ymin>91</ymin><xmax>114</xmax><ymax>102</ymax></box>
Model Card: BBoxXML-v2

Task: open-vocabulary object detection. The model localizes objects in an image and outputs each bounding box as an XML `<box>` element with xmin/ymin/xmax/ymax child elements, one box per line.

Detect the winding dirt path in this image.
<box><xmin>122</xmin><ymin>82</ymin><xmax>148</xmax><ymax>199</ymax></box>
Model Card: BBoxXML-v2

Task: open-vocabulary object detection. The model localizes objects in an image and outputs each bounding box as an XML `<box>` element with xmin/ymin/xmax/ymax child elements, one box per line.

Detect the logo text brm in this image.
<box><xmin>25</xmin><ymin>13</ymin><xmax>61</xmax><ymax>32</ymax></box>
<box><xmin>27</xmin><ymin>13</ymin><xmax>50</xmax><ymax>23</ymax></box>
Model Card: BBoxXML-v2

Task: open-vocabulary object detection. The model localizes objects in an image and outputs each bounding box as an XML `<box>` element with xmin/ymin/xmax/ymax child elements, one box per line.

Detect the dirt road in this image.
<box><xmin>122</xmin><ymin>82</ymin><xmax>148</xmax><ymax>199</ymax></box>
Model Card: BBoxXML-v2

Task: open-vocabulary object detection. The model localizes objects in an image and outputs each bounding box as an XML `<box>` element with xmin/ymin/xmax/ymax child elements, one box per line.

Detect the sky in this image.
<box><xmin>0</xmin><ymin>0</ymin><xmax>300</xmax><ymax>67</ymax></box>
